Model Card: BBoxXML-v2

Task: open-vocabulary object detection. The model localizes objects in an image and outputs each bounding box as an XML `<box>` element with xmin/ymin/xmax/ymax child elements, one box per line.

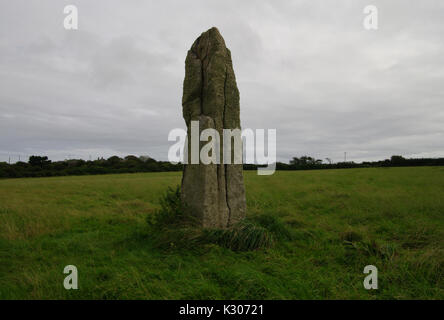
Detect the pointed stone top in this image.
<box><xmin>191</xmin><ymin>27</ymin><xmax>227</xmax><ymax>60</ymax></box>
<box><xmin>201</xmin><ymin>27</ymin><xmax>223</xmax><ymax>39</ymax></box>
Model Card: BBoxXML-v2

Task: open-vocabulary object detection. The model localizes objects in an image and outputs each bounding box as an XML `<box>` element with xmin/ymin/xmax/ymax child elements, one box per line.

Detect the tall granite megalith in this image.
<box><xmin>181</xmin><ymin>27</ymin><xmax>246</xmax><ymax>228</ymax></box>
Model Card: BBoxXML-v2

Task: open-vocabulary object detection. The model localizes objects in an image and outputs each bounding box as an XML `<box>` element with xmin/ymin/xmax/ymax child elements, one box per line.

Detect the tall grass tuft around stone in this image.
<box><xmin>147</xmin><ymin>186</ymin><xmax>275</xmax><ymax>251</ymax></box>
<box><xmin>146</xmin><ymin>185</ymin><xmax>186</xmax><ymax>227</ymax></box>
<box><xmin>202</xmin><ymin>221</ymin><xmax>274</xmax><ymax>251</ymax></box>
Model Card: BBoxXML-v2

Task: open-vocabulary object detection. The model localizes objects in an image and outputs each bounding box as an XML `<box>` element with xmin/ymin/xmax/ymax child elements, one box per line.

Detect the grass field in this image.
<box><xmin>0</xmin><ymin>167</ymin><xmax>443</xmax><ymax>299</ymax></box>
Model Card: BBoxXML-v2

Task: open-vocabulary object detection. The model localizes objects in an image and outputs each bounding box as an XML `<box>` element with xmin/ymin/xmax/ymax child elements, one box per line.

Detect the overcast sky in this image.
<box><xmin>1</xmin><ymin>0</ymin><xmax>443</xmax><ymax>163</ymax></box>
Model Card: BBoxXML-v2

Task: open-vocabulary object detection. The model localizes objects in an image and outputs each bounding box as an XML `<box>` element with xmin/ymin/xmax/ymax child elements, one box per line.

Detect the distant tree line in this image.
<box><xmin>244</xmin><ymin>155</ymin><xmax>444</xmax><ymax>171</ymax></box>
<box><xmin>0</xmin><ymin>155</ymin><xmax>182</xmax><ymax>178</ymax></box>
<box><xmin>0</xmin><ymin>155</ymin><xmax>443</xmax><ymax>179</ymax></box>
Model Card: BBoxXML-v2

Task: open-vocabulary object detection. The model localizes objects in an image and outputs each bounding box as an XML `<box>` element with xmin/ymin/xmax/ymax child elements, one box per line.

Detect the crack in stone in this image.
<box><xmin>223</xmin><ymin>67</ymin><xmax>232</xmax><ymax>227</ymax></box>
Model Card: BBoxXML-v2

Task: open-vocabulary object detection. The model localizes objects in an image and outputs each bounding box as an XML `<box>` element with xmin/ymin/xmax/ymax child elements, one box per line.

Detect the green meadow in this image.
<box><xmin>0</xmin><ymin>167</ymin><xmax>443</xmax><ymax>299</ymax></box>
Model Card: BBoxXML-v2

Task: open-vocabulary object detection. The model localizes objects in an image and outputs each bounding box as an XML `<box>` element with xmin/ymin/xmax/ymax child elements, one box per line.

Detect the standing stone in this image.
<box><xmin>181</xmin><ymin>27</ymin><xmax>246</xmax><ymax>228</ymax></box>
